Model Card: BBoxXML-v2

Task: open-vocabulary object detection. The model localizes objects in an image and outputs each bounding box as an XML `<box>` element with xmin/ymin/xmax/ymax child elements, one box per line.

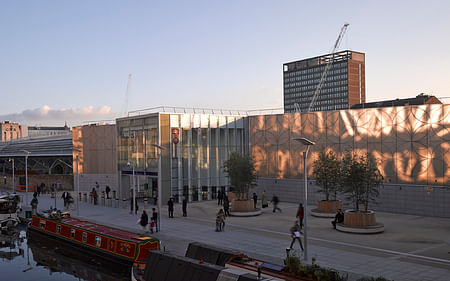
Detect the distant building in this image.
<box><xmin>0</xmin><ymin>121</ymin><xmax>23</xmax><ymax>142</ymax></box>
<box><xmin>283</xmin><ymin>50</ymin><xmax>366</xmax><ymax>113</ymax></box>
<box><xmin>27</xmin><ymin>123</ymin><xmax>71</xmax><ymax>138</ymax></box>
<box><xmin>351</xmin><ymin>93</ymin><xmax>442</xmax><ymax>109</ymax></box>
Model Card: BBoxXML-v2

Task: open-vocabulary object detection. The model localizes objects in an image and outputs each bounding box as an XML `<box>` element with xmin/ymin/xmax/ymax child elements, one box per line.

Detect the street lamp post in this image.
<box><xmin>127</xmin><ymin>162</ymin><xmax>136</xmax><ymax>215</ymax></box>
<box><xmin>73</xmin><ymin>148</ymin><xmax>82</xmax><ymax>216</ymax></box>
<box><xmin>151</xmin><ymin>144</ymin><xmax>165</xmax><ymax>232</ymax></box>
<box><xmin>9</xmin><ymin>158</ymin><xmax>15</xmax><ymax>193</ymax></box>
<box><xmin>21</xmin><ymin>150</ymin><xmax>31</xmax><ymax>206</ymax></box>
<box><xmin>293</xmin><ymin>137</ymin><xmax>315</xmax><ymax>262</ymax></box>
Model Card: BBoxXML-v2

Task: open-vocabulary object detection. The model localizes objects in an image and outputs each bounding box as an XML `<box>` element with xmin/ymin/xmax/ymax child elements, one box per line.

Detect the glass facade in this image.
<box><xmin>117</xmin><ymin>113</ymin><xmax>246</xmax><ymax>203</ymax></box>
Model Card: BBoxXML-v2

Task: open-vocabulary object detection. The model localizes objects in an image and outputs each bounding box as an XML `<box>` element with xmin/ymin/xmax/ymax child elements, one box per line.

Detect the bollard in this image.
<box><xmin>101</xmin><ymin>192</ymin><xmax>105</xmax><ymax>206</ymax></box>
<box><xmin>144</xmin><ymin>198</ymin><xmax>148</xmax><ymax>209</ymax></box>
<box><xmin>122</xmin><ymin>198</ymin><xmax>127</xmax><ymax>209</ymax></box>
<box><xmin>83</xmin><ymin>193</ymin><xmax>87</xmax><ymax>203</ymax></box>
<box><xmin>115</xmin><ymin>198</ymin><xmax>119</xmax><ymax>208</ymax></box>
<box><xmin>112</xmin><ymin>190</ymin><xmax>116</xmax><ymax>199</ymax></box>
<box><xmin>89</xmin><ymin>194</ymin><xmax>93</xmax><ymax>204</ymax></box>
<box><xmin>78</xmin><ymin>192</ymin><xmax>81</xmax><ymax>202</ymax></box>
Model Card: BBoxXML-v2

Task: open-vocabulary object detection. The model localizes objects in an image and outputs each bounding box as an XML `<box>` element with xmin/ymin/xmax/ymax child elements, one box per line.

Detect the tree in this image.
<box><xmin>341</xmin><ymin>151</ymin><xmax>383</xmax><ymax>212</ymax></box>
<box><xmin>223</xmin><ymin>152</ymin><xmax>257</xmax><ymax>199</ymax></box>
<box><xmin>313</xmin><ymin>150</ymin><xmax>341</xmax><ymax>201</ymax></box>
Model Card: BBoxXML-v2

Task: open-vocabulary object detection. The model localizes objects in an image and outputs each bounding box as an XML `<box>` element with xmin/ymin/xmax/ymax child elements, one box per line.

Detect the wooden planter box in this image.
<box><xmin>231</xmin><ymin>199</ymin><xmax>254</xmax><ymax>212</ymax></box>
<box><xmin>344</xmin><ymin>210</ymin><xmax>376</xmax><ymax>227</ymax></box>
<box><xmin>317</xmin><ymin>200</ymin><xmax>342</xmax><ymax>213</ymax></box>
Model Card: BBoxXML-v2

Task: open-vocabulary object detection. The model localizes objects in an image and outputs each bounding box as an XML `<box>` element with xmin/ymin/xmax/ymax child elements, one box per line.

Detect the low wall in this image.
<box><xmin>78</xmin><ymin>173</ymin><xmax>119</xmax><ymax>195</ymax></box>
<box><xmin>253</xmin><ymin>178</ymin><xmax>450</xmax><ymax>218</ymax></box>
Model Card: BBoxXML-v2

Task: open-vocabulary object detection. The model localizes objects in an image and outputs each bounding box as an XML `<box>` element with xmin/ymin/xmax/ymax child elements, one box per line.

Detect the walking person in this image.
<box><xmin>261</xmin><ymin>190</ymin><xmax>268</xmax><ymax>208</ymax></box>
<box><xmin>30</xmin><ymin>195</ymin><xmax>38</xmax><ymax>215</ymax></box>
<box><xmin>223</xmin><ymin>196</ymin><xmax>230</xmax><ymax>217</ymax></box>
<box><xmin>105</xmin><ymin>185</ymin><xmax>111</xmax><ymax>199</ymax></box>
<box><xmin>182</xmin><ymin>196</ymin><xmax>187</xmax><ymax>217</ymax></box>
<box><xmin>139</xmin><ymin>210</ymin><xmax>149</xmax><ymax>234</ymax></box>
<box><xmin>61</xmin><ymin>191</ymin><xmax>70</xmax><ymax>208</ymax></box>
<box><xmin>131</xmin><ymin>197</ymin><xmax>139</xmax><ymax>214</ymax></box>
<box><xmin>152</xmin><ymin>208</ymin><xmax>159</xmax><ymax>232</ymax></box>
<box><xmin>91</xmin><ymin>188</ymin><xmax>98</xmax><ymax>205</ymax></box>
<box><xmin>289</xmin><ymin>221</ymin><xmax>304</xmax><ymax>251</ymax></box>
<box><xmin>252</xmin><ymin>192</ymin><xmax>258</xmax><ymax>209</ymax></box>
<box><xmin>217</xmin><ymin>190</ymin><xmax>223</xmax><ymax>205</ymax></box>
<box><xmin>271</xmin><ymin>194</ymin><xmax>281</xmax><ymax>213</ymax></box>
<box><xmin>215</xmin><ymin>209</ymin><xmax>225</xmax><ymax>232</ymax></box>
<box><xmin>168</xmin><ymin>198</ymin><xmax>174</xmax><ymax>218</ymax></box>
<box><xmin>297</xmin><ymin>203</ymin><xmax>305</xmax><ymax>229</ymax></box>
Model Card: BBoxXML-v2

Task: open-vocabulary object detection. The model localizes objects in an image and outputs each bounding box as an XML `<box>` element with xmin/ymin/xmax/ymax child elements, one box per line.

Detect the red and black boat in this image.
<box><xmin>28</xmin><ymin>210</ymin><xmax>159</xmax><ymax>264</ymax></box>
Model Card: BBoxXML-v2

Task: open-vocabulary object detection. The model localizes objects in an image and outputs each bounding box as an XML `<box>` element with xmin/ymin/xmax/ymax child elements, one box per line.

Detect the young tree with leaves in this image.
<box><xmin>313</xmin><ymin>150</ymin><xmax>341</xmax><ymax>201</ymax></box>
<box><xmin>223</xmin><ymin>152</ymin><xmax>257</xmax><ymax>199</ymax></box>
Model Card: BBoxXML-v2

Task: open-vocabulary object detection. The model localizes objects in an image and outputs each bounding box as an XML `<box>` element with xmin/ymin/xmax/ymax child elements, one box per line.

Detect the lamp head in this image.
<box><xmin>293</xmin><ymin>137</ymin><xmax>315</xmax><ymax>146</ymax></box>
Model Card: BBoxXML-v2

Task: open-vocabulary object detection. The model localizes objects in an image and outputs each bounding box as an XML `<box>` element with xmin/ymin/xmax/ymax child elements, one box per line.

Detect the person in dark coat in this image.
<box><xmin>152</xmin><ymin>208</ymin><xmax>159</xmax><ymax>232</ymax></box>
<box><xmin>30</xmin><ymin>196</ymin><xmax>39</xmax><ymax>215</ymax></box>
<box><xmin>296</xmin><ymin>203</ymin><xmax>305</xmax><ymax>228</ymax></box>
<box><xmin>182</xmin><ymin>196</ymin><xmax>187</xmax><ymax>217</ymax></box>
<box><xmin>217</xmin><ymin>190</ymin><xmax>223</xmax><ymax>205</ymax></box>
<box><xmin>252</xmin><ymin>193</ymin><xmax>258</xmax><ymax>209</ymax></box>
<box><xmin>271</xmin><ymin>195</ymin><xmax>281</xmax><ymax>213</ymax></box>
<box><xmin>223</xmin><ymin>195</ymin><xmax>230</xmax><ymax>217</ymax></box>
<box><xmin>139</xmin><ymin>210</ymin><xmax>148</xmax><ymax>233</ymax></box>
<box><xmin>61</xmin><ymin>191</ymin><xmax>70</xmax><ymax>208</ymax></box>
<box><xmin>332</xmin><ymin>209</ymin><xmax>344</xmax><ymax>229</ymax></box>
<box><xmin>168</xmin><ymin>198</ymin><xmax>174</xmax><ymax>218</ymax></box>
<box><xmin>105</xmin><ymin>185</ymin><xmax>111</xmax><ymax>199</ymax></box>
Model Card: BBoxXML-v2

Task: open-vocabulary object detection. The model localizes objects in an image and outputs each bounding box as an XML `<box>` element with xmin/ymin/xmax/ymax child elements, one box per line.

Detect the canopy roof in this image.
<box><xmin>0</xmin><ymin>136</ymin><xmax>73</xmax><ymax>157</ymax></box>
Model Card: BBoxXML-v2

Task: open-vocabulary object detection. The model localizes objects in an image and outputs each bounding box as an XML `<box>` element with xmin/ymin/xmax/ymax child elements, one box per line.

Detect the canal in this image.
<box><xmin>0</xmin><ymin>225</ymin><xmax>131</xmax><ymax>281</ymax></box>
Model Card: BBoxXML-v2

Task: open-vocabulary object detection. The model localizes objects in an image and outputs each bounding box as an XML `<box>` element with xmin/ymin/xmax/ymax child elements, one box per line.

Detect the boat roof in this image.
<box><xmin>57</xmin><ymin>216</ymin><xmax>157</xmax><ymax>243</ymax></box>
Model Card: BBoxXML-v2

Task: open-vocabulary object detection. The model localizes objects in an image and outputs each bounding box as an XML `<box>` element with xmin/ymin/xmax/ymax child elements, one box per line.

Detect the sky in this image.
<box><xmin>1</xmin><ymin>0</ymin><xmax>449</xmax><ymax>126</ymax></box>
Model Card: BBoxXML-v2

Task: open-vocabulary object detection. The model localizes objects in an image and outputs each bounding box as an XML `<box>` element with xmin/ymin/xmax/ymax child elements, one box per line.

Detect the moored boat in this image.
<box><xmin>0</xmin><ymin>194</ymin><xmax>21</xmax><ymax>229</ymax></box>
<box><xmin>29</xmin><ymin>209</ymin><xmax>160</xmax><ymax>264</ymax></box>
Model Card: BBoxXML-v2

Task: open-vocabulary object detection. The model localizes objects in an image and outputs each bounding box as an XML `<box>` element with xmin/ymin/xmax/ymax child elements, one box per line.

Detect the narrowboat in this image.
<box><xmin>28</xmin><ymin>210</ymin><xmax>160</xmax><ymax>264</ymax></box>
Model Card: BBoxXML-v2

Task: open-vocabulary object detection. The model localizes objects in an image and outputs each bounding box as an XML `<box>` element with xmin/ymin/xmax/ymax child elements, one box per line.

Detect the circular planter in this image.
<box><xmin>231</xmin><ymin>199</ymin><xmax>254</xmax><ymax>212</ymax></box>
<box><xmin>344</xmin><ymin>210</ymin><xmax>376</xmax><ymax>227</ymax></box>
<box><xmin>317</xmin><ymin>200</ymin><xmax>342</xmax><ymax>213</ymax></box>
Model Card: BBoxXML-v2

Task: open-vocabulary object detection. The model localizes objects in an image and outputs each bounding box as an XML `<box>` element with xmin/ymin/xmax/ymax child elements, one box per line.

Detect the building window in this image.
<box><xmin>95</xmin><ymin>236</ymin><xmax>101</xmax><ymax>247</ymax></box>
<box><xmin>82</xmin><ymin>232</ymin><xmax>87</xmax><ymax>242</ymax></box>
<box><xmin>56</xmin><ymin>225</ymin><xmax>61</xmax><ymax>233</ymax></box>
<box><xmin>71</xmin><ymin>229</ymin><xmax>76</xmax><ymax>238</ymax></box>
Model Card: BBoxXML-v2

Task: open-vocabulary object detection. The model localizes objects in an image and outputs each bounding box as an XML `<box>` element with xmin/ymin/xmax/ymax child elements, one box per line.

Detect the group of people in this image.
<box><xmin>138</xmin><ymin>208</ymin><xmax>159</xmax><ymax>234</ymax></box>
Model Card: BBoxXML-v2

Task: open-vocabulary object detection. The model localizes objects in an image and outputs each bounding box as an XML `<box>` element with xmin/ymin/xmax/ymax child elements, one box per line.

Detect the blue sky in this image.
<box><xmin>1</xmin><ymin>1</ymin><xmax>449</xmax><ymax>125</ymax></box>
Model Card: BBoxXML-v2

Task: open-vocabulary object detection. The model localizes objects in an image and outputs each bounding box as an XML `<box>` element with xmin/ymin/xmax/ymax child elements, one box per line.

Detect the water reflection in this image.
<box><xmin>0</xmin><ymin>226</ymin><xmax>131</xmax><ymax>281</ymax></box>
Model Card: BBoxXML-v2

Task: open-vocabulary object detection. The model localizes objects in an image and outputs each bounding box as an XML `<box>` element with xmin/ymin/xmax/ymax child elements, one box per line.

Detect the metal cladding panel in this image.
<box><xmin>429</xmin><ymin>105</ymin><xmax>450</xmax><ymax>142</ymax></box>
<box><xmin>325</xmin><ymin>111</ymin><xmax>340</xmax><ymax>144</ymax></box>
<box><xmin>314</xmin><ymin>111</ymin><xmax>327</xmax><ymax>145</ymax></box>
<box><xmin>428</xmin><ymin>142</ymin><xmax>444</xmax><ymax>185</ymax></box>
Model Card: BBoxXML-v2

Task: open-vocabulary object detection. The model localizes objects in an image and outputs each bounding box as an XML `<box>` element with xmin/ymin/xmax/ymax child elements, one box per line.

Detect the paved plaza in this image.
<box><xmin>12</xmin><ymin>190</ymin><xmax>450</xmax><ymax>281</ymax></box>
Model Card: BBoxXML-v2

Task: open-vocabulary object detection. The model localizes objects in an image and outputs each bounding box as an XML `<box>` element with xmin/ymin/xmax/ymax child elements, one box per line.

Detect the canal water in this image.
<box><xmin>0</xmin><ymin>225</ymin><xmax>131</xmax><ymax>281</ymax></box>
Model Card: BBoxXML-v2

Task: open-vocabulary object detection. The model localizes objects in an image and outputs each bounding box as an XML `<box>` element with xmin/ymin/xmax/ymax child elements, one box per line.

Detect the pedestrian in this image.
<box><xmin>253</xmin><ymin>192</ymin><xmax>258</xmax><ymax>209</ymax></box>
<box><xmin>61</xmin><ymin>191</ymin><xmax>70</xmax><ymax>208</ymax></box>
<box><xmin>331</xmin><ymin>209</ymin><xmax>344</xmax><ymax>229</ymax></box>
<box><xmin>152</xmin><ymin>208</ymin><xmax>159</xmax><ymax>232</ymax></box>
<box><xmin>33</xmin><ymin>191</ymin><xmax>38</xmax><ymax>199</ymax></box>
<box><xmin>105</xmin><ymin>185</ymin><xmax>111</xmax><ymax>199</ymax></box>
<box><xmin>297</xmin><ymin>203</ymin><xmax>304</xmax><ymax>228</ymax></box>
<box><xmin>289</xmin><ymin>221</ymin><xmax>304</xmax><ymax>251</ymax></box>
<box><xmin>37</xmin><ymin>184</ymin><xmax>41</xmax><ymax>197</ymax></box>
<box><xmin>30</xmin><ymin>195</ymin><xmax>38</xmax><ymax>215</ymax></box>
<box><xmin>182</xmin><ymin>196</ymin><xmax>187</xmax><ymax>217</ymax></box>
<box><xmin>223</xmin><ymin>196</ymin><xmax>230</xmax><ymax>217</ymax></box>
<box><xmin>139</xmin><ymin>210</ymin><xmax>149</xmax><ymax>234</ymax></box>
<box><xmin>149</xmin><ymin>217</ymin><xmax>155</xmax><ymax>233</ymax></box>
<box><xmin>168</xmin><ymin>197</ymin><xmax>174</xmax><ymax>218</ymax></box>
<box><xmin>95</xmin><ymin>181</ymin><xmax>100</xmax><ymax>191</ymax></box>
<box><xmin>215</xmin><ymin>209</ymin><xmax>225</xmax><ymax>232</ymax></box>
<box><xmin>261</xmin><ymin>190</ymin><xmax>268</xmax><ymax>208</ymax></box>
<box><xmin>217</xmin><ymin>189</ymin><xmax>223</xmax><ymax>205</ymax></box>
<box><xmin>271</xmin><ymin>194</ymin><xmax>281</xmax><ymax>213</ymax></box>
<box><xmin>131</xmin><ymin>197</ymin><xmax>138</xmax><ymax>214</ymax></box>
<box><xmin>91</xmin><ymin>188</ymin><xmax>98</xmax><ymax>205</ymax></box>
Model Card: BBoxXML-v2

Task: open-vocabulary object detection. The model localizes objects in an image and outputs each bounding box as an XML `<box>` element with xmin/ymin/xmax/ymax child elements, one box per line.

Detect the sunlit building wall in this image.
<box><xmin>250</xmin><ymin>104</ymin><xmax>449</xmax><ymax>186</ymax></box>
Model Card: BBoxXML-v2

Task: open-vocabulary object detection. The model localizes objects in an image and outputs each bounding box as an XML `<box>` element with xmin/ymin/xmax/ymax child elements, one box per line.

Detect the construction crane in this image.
<box><xmin>307</xmin><ymin>23</ymin><xmax>349</xmax><ymax>112</ymax></box>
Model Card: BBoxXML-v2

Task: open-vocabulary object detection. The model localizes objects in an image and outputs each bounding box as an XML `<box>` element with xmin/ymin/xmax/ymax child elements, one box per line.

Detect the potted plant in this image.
<box><xmin>223</xmin><ymin>152</ymin><xmax>257</xmax><ymax>212</ymax></box>
<box><xmin>313</xmin><ymin>150</ymin><xmax>342</xmax><ymax>214</ymax></box>
<box><xmin>340</xmin><ymin>151</ymin><xmax>383</xmax><ymax>227</ymax></box>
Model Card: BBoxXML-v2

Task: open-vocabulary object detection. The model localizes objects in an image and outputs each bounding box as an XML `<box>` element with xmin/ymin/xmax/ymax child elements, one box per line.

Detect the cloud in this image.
<box><xmin>0</xmin><ymin>105</ymin><xmax>118</xmax><ymax>126</ymax></box>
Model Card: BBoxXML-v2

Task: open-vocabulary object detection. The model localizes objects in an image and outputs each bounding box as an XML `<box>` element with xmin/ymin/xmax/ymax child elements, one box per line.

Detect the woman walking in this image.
<box><xmin>139</xmin><ymin>210</ymin><xmax>149</xmax><ymax>234</ymax></box>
